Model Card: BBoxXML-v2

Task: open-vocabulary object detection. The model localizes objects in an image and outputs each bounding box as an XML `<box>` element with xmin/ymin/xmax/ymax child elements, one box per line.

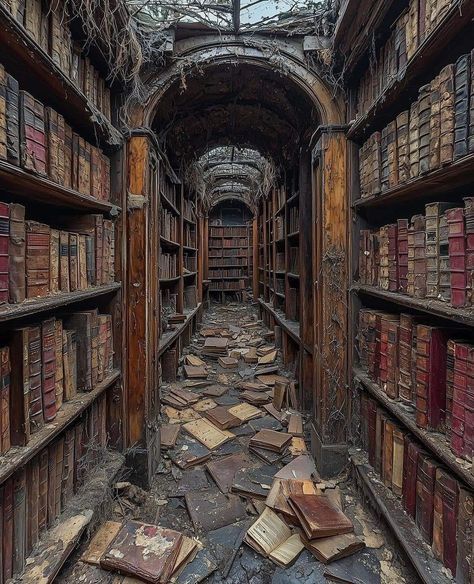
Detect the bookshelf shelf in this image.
<box><xmin>258</xmin><ymin>299</ymin><xmax>301</xmax><ymax>345</ymax></box>
<box><xmin>0</xmin><ymin>369</ymin><xmax>121</xmax><ymax>486</ymax></box>
<box><xmin>158</xmin><ymin>304</ymin><xmax>202</xmax><ymax>357</ymax></box>
<box><xmin>0</xmin><ymin>160</ymin><xmax>120</xmax><ymax>215</ymax></box>
<box><xmin>160</xmin><ymin>236</ymin><xmax>180</xmax><ymax>249</ymax></box>
<box><xmin>287</xmin><ymin>273</ymin><xmax>300</xmax><ymax>280</ymax></box>
<box><xmin>183</xmin><ymin>271</ymin><xmax>197</xmax><ymax>278</ymax></box>
<box><xmin>353</xmin><ymin>153</ymin><xmax>474</xmax><ymax>212</ymax></box>
<box><xmin>347</xmin><ymin>1</ymin><xmax>474</xmax><ymax>144</ymax></box>
<box><xmin>352</xmin><ymin>455</ymin><xmax>453</xmax><ymax>584</ymax></box>
<box><xmin>160</xmin><ymin>193</ymin><xmax>180</xmax><ymax>215</ymax></box>
<box><xmin>353</xmin><ymin>284</ymin><xmax>474</xmax><ymax>327</ymax></box>
<box><xmin>287</xmin><ymin>231</ymin><xmax>299</xmax><ymax>239</ymax></box>
<box><xmin>183</xmin><ymin>216</ymin><xmax>196</xmax><ymax>225</ymax></box>
<box><xmin>183</xmin><ymin>245</ymin><xmax>198</xmax><ymax>252</ymax></box>
<box><xmin>0</xmin><ymin>5</ymin><xmax>122</xmax><ymax>152</ymax></box>
<box><xmin>160</xmin><ymin>276</ymin><xmax>180</xmax><ymax>284</ymax></box>
<box><xmin>0</xmin><ymin>283</ymin><xmax>121</xmax><ymax>325</ymax></box>
<box><xmin>353</xmin><ymin>367</ymin><xmax>474</xmax><ymax>490</ymax></box>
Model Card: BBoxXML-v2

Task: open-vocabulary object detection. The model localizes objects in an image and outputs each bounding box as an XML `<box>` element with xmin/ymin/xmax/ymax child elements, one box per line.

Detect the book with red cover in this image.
<box><xmin>28</xmin><ymin>326</ymin><xmax>43</xmax><ymax>433</ymax></box>
<box><xmin>415</xmin><ymin>325</ymin><xmax>449</xmax><ymax>430</ymax></box>
<box><xmin>415</xmin><ymin>454</ymin><xmax>437</xmax><ymax>544</ymax></box>
<box><xmin>447</xmin><ymin>207</ymin><xmax>467</xmax><ymax>307</ymax></box>
<box><xmin>456</xmin><ymin>487</ymin><xmax>473</xmax><ymax>583</ymax></box>
<box><xmin>0</xmin><ymin>203</ymin><xmax>9</xmax><ymax>304</ymax></box>
<box><xmin>19</xmin><ymin>91</ymin><xmax>47</xmax><ymax>175</ymax></box>
<box><xmin>2</xmin><ymin>478</ymin><xmax>13</xmax><ymax>581</ymax></box>
<box><xmin>0</xmin><ymin>346</ymin><xmax>10</xmax><ymax>455</ymax></box>
<box><xmin>41</xmin><ymin>318</ymin><xmax>57</xmax><ymax>423</ymax></box>
<box><xmin>54</xmin><ymin>320</ymin><xmax>64</xmax><ymax>411</ymax></box>
<box><xmin>432</xmin><ymin>468</ymin><xmax>458</xmax><ymax>575</ymax></box>
<box><xmin>9</xmin><ymin>203</ymin><xmax>25</xmax><ymax>304</ymax></box>
<box><xmin>26</xmin><ymin>221</ymin><xmax>50</xmax><ymax>299</ymax></box>
<box><xmin>288</xmin><ymin>494</ymin><xmax>353</xmax><ymax>540</ymax></box>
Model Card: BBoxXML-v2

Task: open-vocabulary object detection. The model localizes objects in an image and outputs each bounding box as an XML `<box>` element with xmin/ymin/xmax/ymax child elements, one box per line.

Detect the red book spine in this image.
<box><xmin>0</xmin><ymin>203</ymin><xmax>9</xmax><ymax>304</ymax></box>
<box><xmin>447</xmin><ymin>208</ymin><xmax>467</xmax><ymax>307</ymax></box>
<box><xmin>415</xmin><ymin>455</ymin><xmax>437</xmax><ymax>544</ymax></box>
<box><xmin>19</xmin><ymin>91</ymin><xmax>47</xmax><ymax>175</ymax></box>
<box><xmin>452</xmin><ymin>342</ymin><xmax>469</xmax><ymax>458</ymax></box>
<box><xmin>402</xmin><ymin>436</ymin><xmax>419</xmax><ymax>519</ymax></box>
<box><xmin>41</xmin><ymin>319</ymin><xmax>57</xmax><ymax>422</ymax></box>
<box><xmin>0</xmin><ymin>346</ymin><xmax>10</xmax><ymax>454</ymax></box>
<box><xmin>28</xmin><ymin>326</ymin><xmax>43</xmax><ymax>433</ymax></box>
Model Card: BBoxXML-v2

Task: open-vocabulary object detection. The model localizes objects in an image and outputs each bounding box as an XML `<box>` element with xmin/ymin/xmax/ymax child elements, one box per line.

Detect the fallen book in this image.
<box><xmin>218</xmin><ymin>356</ymin><xmax>239</xmax><ymax>369</ymax></box>
<box><xmin>287</xmin><ymin>413</ymin><xmax>303</xmax><ymax>437</ymax></box>
<box><xmin>203</xmin><ymin>337</ymin><xmax>229</xmax><ymax>354</ymax></box>
<box><xmin>206</xmin><ymin>453</ymin><xmax>253</xmax><ymax>493</ymax></box>
<box><xmin>183</xmin><ymin>365</ymin><xmax>208</xmax><ymax>379</ymax></box>
<box><xmin>241</xmin><ymin>390</ymin><xmax>271</xmax><ymax>405</ymax></box>
<box><xmin>237</xmin><ymin>381</ymin><xmax>268</xmax><ymax>392</ymax></box>
<box><xmin>168</xmin><ymin>314</ymin><xmax>186</xmax><ymax>324</ymax></box>
<box><xmin>170</xmin><ymin>387</ymin><xmax>200</xmax><ymax>405</ymax></box>
<box><xmin>250</xmin><ymin>429</ymin><xmax>292</xmax><ymax>453</ymax></box>
<box><xmin>204</xmin><ymin>406</ymin><xmax>241</xmax><ymax>430</ymax></box>
<box><xmin>168</xmin><ymin>439</ymin><xmax>211</xmax><ymax>469</ymax></box>
<box><xmin>245</xmin><ymin>507</ymin><xmax>304</xmax><ymax>567</ymax></box>
<box><xmin>185</xmin><ymin>488</ymin><xmax>247</xmax><ymax>532</ymax></box>
<box><xmin>231</xmin><ymin>464</ymin><xmax>280</xmax><ymax>499</ymax></box>
<box><xmin>256</xmin><ymin>374</ymin><xmax>288</xmax><ymax>386</ymax></box>
<box><xmin>249</xmin><ymin>445</ymin><xmax>289</xmax><ymax>465</ymax></box>
<box><xmin>100</xmin><ymin>520</ymin><xmax>183</xmax><ymax>583</ymax></box>
<box><xmin>185</xmin><ymin>354</ymin><xmax>207</xmax><ymax>367</ymax></box>
<box><xmin>183</xmin><ymin>418</ymin><xmax>234</xmax><ymax>450</ymax></box>
<box><xmin>303</xmin><ymin>532</ymin><xmax>365</xmax><ymax>564</ymax></box>
<box><xmin>192</xmin><ymin>398</ymin><xmax>217</xmax><ymax>412</ymax></box>
<box><xmin>228</xmin><ymin>403</ymin><xmax>262</xmax><ymax>422</ymax></box>
<box><xmin>160</xmin><ymin>424</ymin><xmax>180</xmax><ymax>449</ymax></box>
<box><xmin>203</xmin><ymin>384</ymin><xmax>228</xmax><ymax>397</ymax></box>
<box><xmin>288</xmin><ymin>495</ymin><xmax>353</xmax><ymax>540</ymax></box>
<box><xmin>266</xmin><ymin>479</ymin><xmax>319</xmax><ymax>522</ymax></box>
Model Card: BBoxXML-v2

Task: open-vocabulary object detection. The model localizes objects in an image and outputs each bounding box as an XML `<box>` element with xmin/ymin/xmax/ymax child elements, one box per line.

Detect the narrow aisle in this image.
<box><xmin>57</xmin><ymin>302</ymin><xmax>417</xmax><ymax>584</ymax></box>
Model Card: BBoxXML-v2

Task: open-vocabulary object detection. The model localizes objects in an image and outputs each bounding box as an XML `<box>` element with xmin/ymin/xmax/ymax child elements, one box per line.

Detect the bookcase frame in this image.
<box><xmin>341</xmin><ymin>1</ymin><xmax>474</xmax><ymax>581</ymax></box>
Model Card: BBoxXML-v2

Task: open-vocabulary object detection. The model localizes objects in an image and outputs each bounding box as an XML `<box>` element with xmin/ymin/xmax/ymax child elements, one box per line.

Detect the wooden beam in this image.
<box><xmin>233</xmin><ymin>0</ymin><xmax>241</xmax><ymax>32</ymax></box>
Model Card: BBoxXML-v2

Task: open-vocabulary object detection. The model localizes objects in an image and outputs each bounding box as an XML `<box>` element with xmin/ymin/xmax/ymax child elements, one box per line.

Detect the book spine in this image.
<box><xmin>54</xmin><ymin>320</ymin><xmax>64</xmax><ymax>411</ymax></box>
<box><xmin>0</xmin><ymin>202</ymin><xmax>9</xmax><ymax>305</ymax></box>
<box><xmin>456</xmin><ymin>488</ymin><xmax>473</xmax><ymax>583</ymax></box>
<box><xmin>2</xmin><ymin>478</ymin><xmax>13</xmax><ymax>581</ymax></box>
<box><xmin>0</xmin><ymin>64</ymin><xmax>7</xmax><ymax>162</ymax></box>
<box><xmin>26</xmin><ymin>221</ymin><xmax>50</xmax><ymax>299</ymax></box>
<box><xmin>416</xmin><ymin>455</ymin><xmax>437</xmax><ymax>543</ymax></box>
<box><xmin>454</xmin><ymin>54</ymin><xmax>471</xmax><ymax>160</ymax></box>
<box><xmin>5</xmin><ymin>74</ymin><xmax>20</xmax><ymax>166</ymax></box>
<box><xmin>418</xmin><ymin>83</ymin><xmax>432</xmax><ymax>175</ymax></box>
<box><xmin>49</xmin><ymin>228</ymin><xmax>59</xmax><ymax>294</ymax></box>
<box><xmin>41</xmin><ymin>318</ymin><xmax>57</xmax><ymax>423</ymax></box>
<box><xmin>447</xmin><ymin>207</ymin><xmax>467</xmax><ymax>307</ymax></box>
<box><xmin>38</xmin><ymin>449</ymin><xmax>48</xmax><ymax>532</ymax></box>
<box><xmin>440</xmin><ymin>64</ymin><xmax>455</xmax><ymax>165</ymax></box>
<box><xmin>0</xmin><ymin>347</ymin><xmax>10</xmax><ymax>455</ymax></box>
<box><xmin>8</xmin><ymin>203</ymin><xmax>25</xmax><ymax>304</ymax></box>
<box><xmin>68</xmin><ymin>233</ymin><xmax>78</xmax><ymax>292</ymax></box>
<box><xmin>59</xmin><ymin>231</ymin><xmax>70</xmax><ymax>292</ymax></box>
<box><xmin>19</xmin><ymin>91</ymin><xmax>47</xmax><ymax>175</ymax></box>
<box><xmin>26</xmin><ymin>458</ymin><xmax>39</xmax><ymax>556</ymax></box>
<box><xmin>429</xmin><ymin>74</ymin><xmax>441</xmax><ymax>170</ymax></box>
<box><xmin>78</xmin><ymin>234</ymin><xmax>87</xmax><ymax>290</ymax></box>
<box><xmin>12</xmin><ymin>469</ymin><xmax>26</xmax><ymax>576</ymax></box>
<box><xmin>28</xmin><ymin>326</ymin><xmax>43</xmax><ymax>433</ymax></box>
<box><xmin>9</xmin><ymin>328</ymin><xmax>29</xmax><ymax>446</ymax></box>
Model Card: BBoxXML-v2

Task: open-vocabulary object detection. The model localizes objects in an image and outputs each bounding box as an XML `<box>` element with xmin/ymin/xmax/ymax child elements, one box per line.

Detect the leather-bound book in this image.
<box><xmin>418</xmin><ymin>0</ymin><xmax>427</xmax><ymax>41</ymax></box>
<box><xmin>28</xmin><ymin>326</ymin><xmax>43</xmax><ymax>433</ymax></box>
<box><xmin>3</xmin><ymin>478</ymin><xmax>14</xmax><ymax>581</ymax></box>
<box><xmin>359</xmin><ymin>230</ymin><xmax>369</xmax><ymax>284</ymax></box>
<box><xmin>26</xmin><ymin>221</ymin><xmax>50</xmax><ymax>298</ymax></box>
<box><xmin>429</xmin><ymin>74</ymin><xmax>441</xmax><ymax>170</ymax></box>
<box><xmin>9</xmin><ymin>203</ymin><xmax>25</xmax><ymax>304</ymax></box>
<box><xmin>398</xmin><ymin>314</ymin><xmax>419</xmax><ymax>404</ymax></box>
<box><xmin>61</xmin><ymin>428</ymin><xmax>75</xmax><ymax>508</ymax></box>
<box><xmin>97</xmin><ymin>315</ymin><xmax>108</xmax><ymax>381</ymax></box>
<box><xmin>54</xmin><ymin>436</ymin><xmax>64</xmax><ymax>518</ymax></box>
<box><xmin>402</xmin><ymin>437</ymin><xmax>419</xmax><ymax>518</ymax></box>
<box><xmin>65</xmin><ymin>312</ymin><xmax>93</xmax><ymax>392</ymax></box>
<box><xmin>406</xmin><ymin>0</ymin><xmax>419</xmax><ymax>60</ymax></box>
<box><xmin>375</xmin><ymin>408</ymin><xmax>385</xmax><ymax>476</ymax></box>
<box><xmin>386</xmin><ymin>319</ymin><xmax>399</xmax><ymax>399</ymax></box>
<box><xmin>0</xmin><ymin>203</ymin><xmax>9</xmax><ymax>305</ymax></box>
<box><xmin>46</xmin><ymin>108</ymin><xmax>65</xmax><ymax>184</ymax></box>
<box><xmin>19</xmin><ymin>91</ymin><xmax>47</xmax><ymax>175</ymax></box>
<box><xmin>439</xmin><ymin>64</ymin><xmax>455</xmax><ymax>165</ymax></box>
<box><xmin>380</xmin><ymin>125</ymin><xmax>389</xmax><ymax>191</ymax></box>
<box><xmin>103</xmin><ymin>219</ymin><xmax>114</xmax><ymax>284</ymax></box>
<box><xmin>64</xmin><ymin>123</ymin><xmax>73</xmax><ymax>189</ymax></box>
<box><xmin>61</xmin><ymin>215</ymin><xmax>103</xmax><ymax>285</ymax></box>
<box><xmin>413</xmin><ymin>214</ymin><xmax>427</xmax><ymax>298</ymax></box>
<box><xmin>386</xmin><ymin>121</ymin><xmax>398</xmax><ymax>188</ymax></box>
<box><xmin>382</xmin><ymin>418</ymin><xmax>394</xmax><ymax>489</ymax></box>
<box><xmin>456</xmin><ymin>488</ymin><xmax>473</xmax><ymax>583</ymax></box>
<box><xmin>379</xmin><ymin>314</ymin><xmax>398</xmax><ymax>397</ymax></box>
<box><xmin>90</xmin><ymin>311</ymin><xmax>99</xmax><ymax>387</ymax></box>
<box><xmin>41</xmin><ymin>318</ymin><xmax>57</xmax><ymax>422</ymax></box>
<box><xmin>418</xmin><ymin>83</ymin><xmax>432</xmax><ymax>175</ymax></box>
<box><xmin>71</xmin><ymin>133</ymin><xmax>80</xmax><ymax>191</ymax></box>
<box><xmin>49</xmin><ymin>228</ymin><xmax>59</xmax><ymax>294</ymax></box>
<box><xmin>0</xmin><ymin>346</ymin><xmax>10</xmax><ymax>454</ymax></box>
<box><xmin>391</xmin><ymin>426</ymin><xmax>405</xmax><ymax>497</ymax></box>
<box><xmin>397</xmin><ymin>219</ymin><xmax>408</xmax><ymax>293</ymax></box>
<box><xmin>288</xmin><ymin>494</ymin><xmax>353</xmax><ymax>540</ymax></box>
<box><xmin>102</xmin><ymin>153</ymin><xmax>111</xmax><ymax>202</ymax></box>
<box><xmin>416</xmin><ymin>455</ymin><xmax>437</xmax><ymax>544</ymax></box>
<box><xmin>10</xmin><ymin>328</ymin><xmax>30</xmax><ymax>446</ymax></box>
<box><xmin>26</xmin><ymin>457</ymin><xmax>39</xmax><ymax>556</ymax></box>
<box><xmin>432</xmin><ymin>468</ymin><xmax>458</xmax><ymax>575</ymax></box>
<box><xmin>24</xmin><ymin>0</ymin><xmax>42</xmax><ymax>44</ymax></box>
<box><xmin>407</xmin><ymin>221</ymin><xmax>415</xmax><ymax>296</ymax></box>
<box><xmin>416</xmin><ymin>324</ymin><xmax>448</xmax><ymax>430</ymax></box>
<box><xmin>451</xmin><ymin>341</ymin><xmax>474</xmax><ymax>460</ymax></box>
<box><xmin>47</xmin><ymin>441</ymin><xmax>56</xmax><ymax>527</ymax></box>
<box><xmin>395</xmin><ymin>13</ymin><xmax>407</xmax><ymax>72</ymax></box>
<box><xmin>369</xmin><ymin>131</ymin><xmax>381</xmax><ymax>195</ymax></box>
<box><xmin>5</xmin><ymin>74</ymin><xmax>20</xmax><ymax>166</ymax></box>
<box><xmin>439</xmin><ymin>212</ymin><xmax>451</xmax><ymax>302</ymax></box>
<box><xmin>396</xmin><ymin>111</ymin><xmax>410</xmax><ymax>183</ymax></box>
<box><xmin>387</xmin><ymin>223</ymin><xmax>398</xmax><ymax>292</ymax></box>
<box><xmin>68</xmin><ymin>233</ymin><xmax>78</xmax><ymax>292</ymax></box>
<box><xmin>12</xmin><ymin>469</ymin><xmax>26</xmax><ymax>576</ymax></box>
<box><xmin>454</xmin><ymin>54</ymin><xmax>470</xmax><ymax>160</ymax></box>
<box><xmin>425</xmin><ymin>202</ymin><xmax>452</xmax><ymax>299</ymax></box>
<box><xmin>90</xmin><ymin>146</ymin><xmax>101</xmax><ymax>199</ymax></box>
<box><xmin>37</xmin><ymin>449</ymin><xmax>48</xmax><ymax>532</ymax></box>
<box><xmin>367</xmin><ymin>398</ymin><xmax>377</xmax><ymax>468</ymax></box>
<box><xmin>54</xmin><ymin>320</ymin><xmax>64</xmax><ymax>410</ymax></box>
<box><xmin>408</xmin><ymin>100</ymin><xmax>420</xmax><ymax>178</ymax></box>
<box><xmin>445</xmin><ymin>338</ymin><xmax>456</xmax><ymax>442</ymax></box>
<box><xmin>78</xmin><ymin>234</ymin><xmax>88</xmax><ymax>290</ymax></box>
<box><xmin>62</xmin><ymin>329</ymin><xmax>77</xmax><ymax>400</ymax></box>
<box><xmin>78</xmin><ymin>138</ymin><xmax>91</xmax><ymax>195</ymax></box>
<box><xmin>85</xmin><ymin>235</ymin><xmax>95</xmax><ymax>286</ymax></box>
<box><xmin>0</xmin><ymin>65</ymin><xmax>7</xmax><ymax>161</ymax></box>
<box><xmin>59</xmin><ymin>231</ymin><xmax>69</xmax><ymax>292</ymax></box>
<box><xmin>447</xmin><ymin>207</ymin><xmax>467</xmax><ymax>307</ymax></box>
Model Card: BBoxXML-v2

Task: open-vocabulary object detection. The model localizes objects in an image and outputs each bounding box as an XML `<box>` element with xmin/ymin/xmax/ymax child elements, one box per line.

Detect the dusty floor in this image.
<box><xmin>58</xmin><ymin>301</ymin><xmax>420</xmax><ymax>584</ymax></box>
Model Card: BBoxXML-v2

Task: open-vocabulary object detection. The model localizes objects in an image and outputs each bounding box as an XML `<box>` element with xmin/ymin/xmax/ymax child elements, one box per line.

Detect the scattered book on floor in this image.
<box><xmin>303</xmin><ymin>532</ymin><xmax>365</xmax><ymax>564</ymax></box>
<box><xmin>250</xmin><ymin>429</ymin><xmax>292</xmax><ymax>453</ymax></box>
<box><xmin>160</xmin><ymin>425</ymin><xmax>180</xmax><ymax>450</ymax></box>
<box><xmin>204</xmin><ymin>406</ymin><xmax>241</xmax><ymax>430</ymax></box>
<box><xmin>183</xmin><ymin>418</ymin><xmax>234</xmax><ymax>450</ymax></box>
<box><xmin>288</xmin><ymin>495</ymin><xmax>353</xmax><ymax>540</ymax></box>
<box><xmin>183</xmin><ymin>365</ymin><xmax>208</xmax><ymax>379</ymax></box>
<box><xmin>228</xmin><ymin>403</ymin><xmax>262</xmax><ymax>422</ymax></box>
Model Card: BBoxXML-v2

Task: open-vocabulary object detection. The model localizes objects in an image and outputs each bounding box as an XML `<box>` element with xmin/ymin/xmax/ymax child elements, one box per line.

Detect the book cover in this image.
<box><xmin>25</xmin><ymin>221</ymin><xmax>50</xmax><ymax>299</ymax></box>
<box><xmin>8</xmin><ymin>203</ymin><xmax>25</xmax><ymax>304</ymax></box>
<box><xmin>41</xmin><ymin>318</ymin><xmax>57</xmax><ymax>422</ymax></box>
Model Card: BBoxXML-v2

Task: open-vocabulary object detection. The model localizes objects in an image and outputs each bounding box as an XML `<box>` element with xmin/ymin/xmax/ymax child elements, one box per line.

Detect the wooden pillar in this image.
<box><xmin>124</xmin><ymin>133</ymin><xmax>161</xmax><ymax>487</ymax></box>
<box><xmin>252</xmin><ymin>217</ymin><xmax>259</xmax><ymax>299</ymax></box>
<box><xmin>310</xmin><ymin>126</ymin><xmax>349</xmax><ymax>478</ymax></box>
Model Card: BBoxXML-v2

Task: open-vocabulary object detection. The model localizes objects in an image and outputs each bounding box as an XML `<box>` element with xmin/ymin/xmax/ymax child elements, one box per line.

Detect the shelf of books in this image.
<box><xmin>159</xmin><ymin>167</ymin><xmax>201</xmax><ymax>386</ymax></box>
<box><xmin>347</xmin><ymin>1</ymin><xmax>474</xmax><ymax>581</ymax></box>
<box><xmin>207</xmin><ymin>224</ymin><xmax>252</xmax><ymax>300</ymax></box>
<box><xmin>0</xmin><ymin>0</ymin><xmax>125</xmax><ymax>580</ymax></box>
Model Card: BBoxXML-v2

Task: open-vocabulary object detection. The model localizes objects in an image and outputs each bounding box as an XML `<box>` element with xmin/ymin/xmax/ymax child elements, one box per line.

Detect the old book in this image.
<box><xmin>46</xmin><ymin>108</ymin><xmax>65</xmax><ymax>184</ymax></box>
<box><xmin>432</xmin><ymin>468</ymin><xmax>458</xmax><ymax>574</ymax></box>
<box><xmin>0</xmin><ymin>203</ymin><xmax>9</xmax><ymax>306</ymax></box>
<box><xmin>61</xmin><ymin>215</ymin><xmax>103</xmax><ymax>285</ymax></box>
<box><xmin>26</xmin><ymin>221</ymin><xmax>50</xmax><ymax>298</ymax></box>
<box><xmin>168</xmin><ymin>439</ymin><xmax>211</xmax><ymax>469</ymax></box>
<box><xmin>48</xmin><ymin>229</ymin><xmax>59</xmax><ymax>294</ymax></box>
<box><xmin>64</xmin><ymin>124</ymin><xmax>73</xmax><ymax>188</ymax></box>
<box><xmin>101</xmin><ymin>521</ymin><xmax>183</xmax><ymax>584</ymax></box>
<box><xmin>77</xmin><ymin>234</ymin><xmax>88</xmax><ymax>290</ymax></box>
<box><xmin>5</xmin><ymin>74</ymin><xmax>20</xmax><ymax>165</ymax></box>
<box><xmin>406</xmin><ymin>0</ymin><xmax>419</xmax><ymax>60</ymax></box>
<box><xmin>231</xmin><ymin>464</ymin><xmax>279</xmax><ymax>499</ymax></box>
<box><xmin>447</xmin><ymin>207</ymin><xmax>467</xmax><ymax>307</ymax></box>
<box><xmin>245</xmin><ymin>508</ymin><xmax>304</xmax><ymax>567</ymax></box>
<box><xmin>250</xmin><ymin>429</ymin><xmax>292</xmax><ymax>453</ymax></box>
<box><xmin>204</xmin><ymin>406</ymin><xmax>241</xmax><ymax>430</ymax></box>
<box><xmin>228</xmin><ymin>402</ymin><xmax>262</xmax><ymax>422</ymax></box>
<box><xmin>456</xmin><ymin>487</ymin><xmax>473</xmax><ymax>583</ymax></box>
<box><xmin>12</xmin><ymin>468</ymin><xmax>26</xmax><ymax>576</ymax></box>
<box><xmin>82</xmin><ymin>521</ymin><xmax>123</xmax><ymax>566</ymax></box>
<box><xmin>304</xmin><ymin>533</ymin><xmax>365</xmax><ymax>564</ymax></box>
<box><xmin>9</xmin><ymin>203</ymin><xmax>25</xmax><ymax>303</ymax></box>
<box><xmin>61</xmin><ymin>428</ymin><xmax>74</xmax><ymax>508</ymax></box>
<box><xmin>415</xmin><ymin>454</ymin><xmax>437</xmax><ymax>543</ymax></box>
<box><xmin>398</xmin><ymin>220</ymin><xmax>409</xmax><ymax>293</ymax></box>
<box><xmin>0</xmin><ymin>65</ymin><xmax>7</xmax><ymax>160</ymax></box>
<box><xmin>288</xmin><ymin>413</ymin><xmax>303</xmax><ymax>437</ymax></box>
<box><xmin>78</xmin><ymin>138</ymin><xmax>91</xmax><ymax>195</ymax></box>
<box><xmin>0</xmin><ymin>346</ymin><xmax>10</xmax><ymax>454</ymax></box>
<box><xmin>10</xmin><ymin>328</ymin><xmax>30</xmax><ymax>447</ymax></box>
<box><xmin>454</xmin><ymin>53</ymin><xmax>470</xmax><ymax>159</ymax></box>
<box><xmin>382</xmin><ymin>418</ymin><xmax>394</xmax><ymax>488</ymax></box>
<box><xmin>26</xmin><ymin>457</ymin><xmax>39</xmax><ymax>555</ymax></box>
<box><xmin>19</xmin><ymin>91</ymin><xmax>47</xmax><ymax>175</ymax></box>
<box><xmin>68</xmin><ymin>233</ymin><xmax>78</xmax><ymax>292</ymax></box>
<box><xmin>439</xmin><ymin>64</ymin><xmax>455</xmax><ymax>164</ymax></box>
<box><xmin>408</xmin><ymin>100</ymin><xmax>420</xmax><ymax>178</ymax></box>
<box><xmin>392</xmin><ymin>427</ymin><xmax>404</xmax><ymax>496</ymax></box>
<box><xmin>185</xmin><ymin>488</ymin><xmax>247</xmax><ymax>533</ymax></box>
<box><xmin>65</xmin><ymin>312</ymin><xmax>93</xmax><ymax>392</ymax></box>
<box><xmin>266</xmin><ymin>478</ymin><xmax>319</xmax><ymax>521</ymax></box>
<box><xmin>288</xmin><ymin>494</ymin><xmax>353</xmax><ymax>540</ymax></box>
<box><xmin>41</xmin><ymin>318</ymin><xmax>57</xmax><ymax>422</ymax></box>
<box><xmin>183</xmin><ymin>418</ymin><xmax>234</xmax><ymax>450</ymax></box>
<box><xmin>63</xmin><ymin>329</ymin><xmax>77</xmax><ymax>400</ymax></box>
<box><xmin>429</xmin><ymin>74</ymin><xmax>442</xmax><ymax>170</ymax></box>
<box><xmin>183</xmin><ymin>364</ymin><xmax>208</xmax><ymax>379</ymax></box>
<box><xmin>58</xmin><ymin>231</ymin><xmax>69</xmax><ymax>292</ymax></box>
<box><xmin>396</xmin><ymin>111</ymin><xmax>410</xmax><ymax>183</ymax></box>
<box><xmin>28</xmin><ymin>326</ymin><xmax>43</xmax><ymax>433</ymax></box>
<box><xmin>3</xmin><ymin>478</ymin><xmax>13</xmax><ymax>581</ymax></box>
<box><xmin>241</xmin><ymin>390</ymin><xmax>270</xmax><ymax>406</ymax></box>
<box><xmin>206</xmin><ymin>453</ymin><xmax>252</xmax><ymax>493</ymax></box>
<box><xmin>38</xmin><ymin>448</ymin><xmax>48</xmax><ymax>531</ymax></box>
<box><xmin>418</xmin><ymin>83</ymin><xmax>432</xmax><ymax>174</ymax></box>
<box><xmin>413</xmin><ymin>214</ymin><xmax>427</xmax><ymax>299</ymax></box>
<box><xmin>218</xmin><ymin>356</ymin><xmax>238</xmax><ymax>369</ymax></box>
<box><xmin>54</xmin><ymin>320</ymin><xmax>64</xmax><ymax>410</ymax></box>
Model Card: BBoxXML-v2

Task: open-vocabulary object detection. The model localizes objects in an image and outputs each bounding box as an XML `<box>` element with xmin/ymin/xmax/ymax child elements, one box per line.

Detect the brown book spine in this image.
<box><xmin>54</xmin><ymin>320</ymin><xmax>64</xmax><ymax>411</ymax></box>
<box><xmin>74</xmin><ymin>420</ymin><xmax>85</xmax><ymax>489</ymax></box>
<box><xmin>26</xmin><ymin>457</ymin><xmax>39</xmax><ymax>556</ymax></box>
<box><xmin>78</xmin><ymin>234</ymin><xmax>87</xmax><ymax>290</ymax></box>
<box><xmin>0</xmin><ymin>203</ymin><xmax>9</xmax><ymax>305</ymax></box>
<box><xmin>64</xmin><ymin>123</ymin><xmax>73</xmax><ymax>189</ymax></box>
<box><xmin>68</xmin><ymin>233</ymin><xmax>78</xmax><ymax>292</ymax></box>
<box><xmin>382</xmin><ymin>418</ymin><xmax>394</xmax><ymax>488</ymax></box>
<box><xmin>418</xmin><ymin>83</ymin><xmax>432</xmax><ymax>175</ymax></box>
<box><xmin>49</xmin><ymin>228</ymin><xmax>59</xmax><ymax>294</ymax></box>
<box><xmin>12</xmin><ymin>469</ymin><xmax>26</xmax><ymax>576</ymax></box>
<box><xmin>2</xmin><ymin>478</ymin><xmax>13</xmax><ymax>581</ymax></box>
<box><xmin>0</xmin><ymin>347</ymin><xmax>10</xmax><ymax>454</ymax></box>
<box><xmin>41</xmin><ymin>318</ymin><xmax>57</xmax><ymax>422</ymax></box>
<box><xmin>8</xmin><ymin>203</ymin><xmax>25</xmax><ymax>304</ymax></box>
<box><xmin>440</xmin><ymin>64</ymin><xmax>455</xmax><ymax>165</ymax></box>
<box><xmin>456</xmin><ymin>487</ymin><xmax>473</xmax><ymax>583</ymax></box>
<box><xmin>71</xmin><ymin>133</ymin><xmax>80</xmax><ymax>191</ymax></box>
<box><xmin>429</xmin><ymin>74</ymin><xmax>441</xmax><ymax>170</ymax></box>
<box><xmin>416</xmin><ymin>455</ymin><xmax>437</xmax><ymax>544</ymax></box>
<box><xmin>54</xmin><ymin>436</ymin><xmax>64</xmax><ymax>518</ymax></box>
<box><xmin>9</xmin><ymin>328</ymin><xmax>30</xmax><ymax>447</ymax></box>
<box><xmin>28</xmin><ymin>326</ymin><xmax>43</xmax><ymax>433</ymax></box>
<box><xmin>26</xmin><ymin>221</ymin><xmax>50</xmax><ymax>299</ymax></box>
<box><xmin>47</xmin><ymin>441</ymin><xmax>56</xmax><ymax>527</ymax></box>
<box><xmin>59</xmin><ymin>231</ymin><xmax>70</xmax><ymax>292</ymax></box>
<box><xmin>65</xmin><ymin>313</ymin><xmax>92</xmax><ymax>392</ymax></box>
<box><xmin>0</xmin><ymin>64</ymin><xmax>7</xmax><ymax>161</ymax></box>
<box><xmin>37</xmin><ymin>449</ymin><xmax>48</xmax><ymax>533</ymax></box>
<box><xmin>46</xmin><ymin>108</ymin><xmax>65</xmax><ymax>184</ymax></box>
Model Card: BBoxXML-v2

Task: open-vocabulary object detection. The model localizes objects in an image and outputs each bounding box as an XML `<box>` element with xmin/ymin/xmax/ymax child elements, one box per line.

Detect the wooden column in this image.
<box><xmin>124</xmin><ymin>133</ymin><xmax>161</xmax><ymax>487</ymax></box>
<box><xmin>310</xmin><ymin>126</ymin><xmax>349</xmax><ymax>478</ymax></box>
<box><xmin>252</xmin><ymin>217</ymin><xmax>259</xmax><ymax>299</ymax></box>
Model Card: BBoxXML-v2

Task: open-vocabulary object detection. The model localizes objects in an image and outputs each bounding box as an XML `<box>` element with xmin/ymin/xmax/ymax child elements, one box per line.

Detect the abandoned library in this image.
<box><xmin>2</xmin><ymin>0</ymin><xmax>474</xmax><ymax>582</ymax></box>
